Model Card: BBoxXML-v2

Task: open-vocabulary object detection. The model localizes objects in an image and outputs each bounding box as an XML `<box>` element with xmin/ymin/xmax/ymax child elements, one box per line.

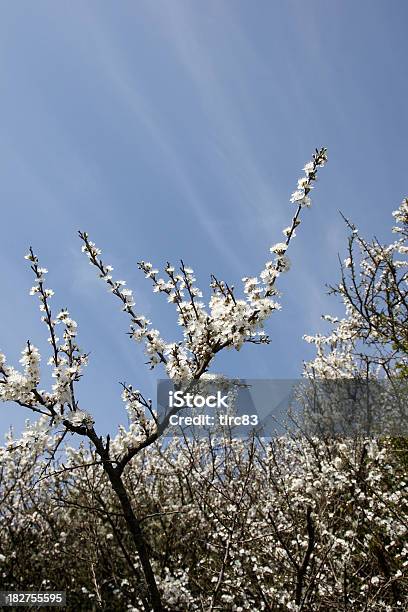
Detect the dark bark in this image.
<box><xmin>104</xmin><ymin>464</ymin><xmax>164</xmax><ymax>612</ymax></box>
<box><xmin>295</xmin><ymin>506</ymin><xmax>315</xmax><ymax>607</ymax></box>
<box><xmin>64</xmin><ymin>422</ymin><xmax>165</xmax><ymax>612</ymax></box>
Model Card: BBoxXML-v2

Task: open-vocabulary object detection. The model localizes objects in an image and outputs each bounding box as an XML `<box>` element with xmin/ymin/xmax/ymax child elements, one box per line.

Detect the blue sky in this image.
<box><xmin>1</xmin><ymin>0</ymin><xmax>407</xmax><ymax>438</ymax></box>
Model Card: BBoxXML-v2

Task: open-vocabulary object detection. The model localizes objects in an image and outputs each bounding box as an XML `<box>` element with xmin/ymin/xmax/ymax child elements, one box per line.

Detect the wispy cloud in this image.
<box><xmin>144</xmin><ymin>0</ymin><xmax>286</xmax><ymax>228</ymax></box>
<box><xmin>66</xmin><ymin>6</ymin><xmax>251</xmax><ymax>274</ymax></box>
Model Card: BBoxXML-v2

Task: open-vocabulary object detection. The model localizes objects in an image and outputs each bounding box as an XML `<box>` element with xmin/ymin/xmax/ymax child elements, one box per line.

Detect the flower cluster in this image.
<box><xmin>0</xmin><ymin>343</ymin><xmax>41</xmax><ymax>404</ymax></box>
<box><xmin>79</xmin><ymin>233</ymin><xmax>167</xmax><ymax>371</ymax></box>
<box><xmin>392</xmin><ymin>197</ymin><xmax>408</xmax><ymax>237</ymax></box>
<box><xmin>64</xmin><ymin>409</ymin><xmax>94</xmax><ymax>429</ymax></box>
<box><xmin>0</xmin><ymin>250</ymin><xmax>89</xmax><ymax>424</ymax></box>
<box><xmin>243</xmin><ymin>148</ymin><xmax>327</xmax><ymax>308</ymax></box>
<box><xmin>119</xmin><ymin>385</ymin><xmax>157</xmax><ymax>440</ymax></box>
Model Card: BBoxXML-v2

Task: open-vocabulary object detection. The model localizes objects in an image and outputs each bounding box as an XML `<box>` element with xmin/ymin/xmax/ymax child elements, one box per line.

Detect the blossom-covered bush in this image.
<box><xmin>0</xmin><ymin>428</ymin><xmax>407</xmax><ymax>610</ymax></box>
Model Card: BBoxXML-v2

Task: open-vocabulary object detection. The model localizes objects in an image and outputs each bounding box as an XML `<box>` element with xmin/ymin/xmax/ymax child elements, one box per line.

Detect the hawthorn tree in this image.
<box><xmin>303</xmin><ymin>198</ymin><xmax>408</xmax><ymax>438</ymax></box>
<box><xmin>304</xmin><ymin>197</ymin><xmax>408</xmax><ymax>373</ymax></box>
<box><xmin>1</xmin><ymin>163</ymin><xmax>408</xmax><ymax>610</ymax></box>
<box><xmin>0</xmin><ymin>149</ymin><xmax>327</xmax><ymax>611</ymax></box>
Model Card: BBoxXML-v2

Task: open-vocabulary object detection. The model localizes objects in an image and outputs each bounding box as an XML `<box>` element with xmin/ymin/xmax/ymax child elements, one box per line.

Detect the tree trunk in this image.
<box><xmin>68</xmin><ymin>424</ymin><xmax>165</xmax><ymax>611</ymax></box>
<box><xmin>104</xmin><ymin>464</ymin><xmax>164</xmax><ymax>612</ymax></box>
